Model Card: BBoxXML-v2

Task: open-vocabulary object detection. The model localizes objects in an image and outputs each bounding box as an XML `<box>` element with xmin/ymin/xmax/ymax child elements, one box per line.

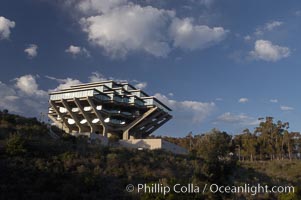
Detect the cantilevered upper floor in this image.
<box><xmin>48</xmin><ymin>80</ymin><xmax>172</xmax><ymax>140</ymax></box>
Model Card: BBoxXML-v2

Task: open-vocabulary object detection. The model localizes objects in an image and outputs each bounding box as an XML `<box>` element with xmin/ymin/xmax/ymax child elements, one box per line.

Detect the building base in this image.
<box><xmin>119</xmin><ymin>139</ymin><xmax>188</xmax><ymax>155</ymax></box>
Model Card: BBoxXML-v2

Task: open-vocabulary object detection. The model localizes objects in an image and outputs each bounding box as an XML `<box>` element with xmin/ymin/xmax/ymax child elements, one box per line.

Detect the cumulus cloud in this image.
<box><xmin>46</xmin><ymin>76</ymin><xmax>82</xmax><ymax>91</ymax></box>
<box><xmin>24</xmin><ymin>44</ymin><xmax>38</xmax><ymax>58</ymax></box>
<box><xmin>238</xmin><ymin>98</ymin><xmax>248</xmax><ymax>103</ymax></box>
<box><xmin>15</xmin><ymin>75</ymin><xmax>47</xmax><ymax>97</ymax></box>
<box><xmin>155</xmin><ymin>93</ymin><xmax>215</xmax><ymax>123</ymax></box>
<box><xmin>217</xmin><ymin>112</ymin><xmax>259</xmax><ymax>126</ymax></box>
<box><xmin>77</xmin><ymin>1</ymin><xmax>228</xmax><ymax>58</ymax></box>
<box><xmin>134</xmin><ymin>82</ymin><xmax>147</xmax><ymax>89</ymax></box>
<box><xmin>0</xmin><ymin>76</ymin><xmax>48</xmax><ymax>116</ymax></box>
<box><xmin>198</xmin><ymin>0</ymin><xmax>215</xmax><ymax>7</ymax></box>
<box><xmin>88</xmin><ymin>71</ymin><xmax>129</xmax><ymax>83</ymax></box>
<box><xmin>0</xmin><ymin>81</ymin><xmax>20</xmax><ymax>112</ymax></box>
<box><xmin>244</xmin><ymin>20</ymin><xmax>283</xmax><ymax>43</ymax></box>
<box><xmin>265</xmin><ymin>21</ymin><xmax>283</xmax><ymax>31</ymax></box>
<box><xmin>0</xmin><ymin>16</ymin><xmax>15</xmax><ymax>39</ymax></box>
<box><xmin>66</xmin><ymin>45</ymin><xmax>80</xmax><ymax>54</ymax></box>
<box><xmin>65</xmin><ymin>45</ymin><xmax>90</xmax><ymax>57</ymax></box>
<box><xmin>2</xmin><ymin>73</ymin><xmax>147</xmax><ymax>117</ymax></box>
<box><xmin>88</xmin><ymin>72</ymin><xmax>148</xmax><ymax>89</ymax></box>
<box><xmin>54</xmin><ymin>78</ymin><xmax>82</xmax><ymax>90</ymax></box>
<box><xmin>270</xmin><ymin>99</ymin><xmax>278</xmax><ymax>103</ymax></box>
<box><xmin>88</xmin><ymin>72</ymin><xmax>107</xmax><ymax>82</ymax></box>
<box><xmin>48</xmin><ymin>72</ymin><xmax>147</xmax><ymax>91</ymax></box>
<box><xmin>169</xmin><ymin>17</ymin><xmax>228</xmax><ymax>50</ymax></box>
<box><xmin>78</xmin><ymin>0</ymin><xmax>127</xmax><ymax>14</ymax></box>
<box><xmin>244</xmin><ymin>35</ymin><xmax>251</xmax><ymax>41</ymax></box>
<box><xmin>255</xmin><ymin>21</ymin><xmax>283</xmax><ymax>35</ymax></box>
<box><xmin>3</xmin><ymin>72</ymin><xmax>217</xmax><ymax>129</ymax></box>
<box><xmin>249</xmin><ymin>40</ymin><xmax>290</xmax><ymax>62</ymax></box>
<box><xmin>80</xmin><ymin>4</ymin><xmax>173</xmax><ymax>58</ymax></box>
<box><xmin>280</xmin><ymin>106</ymin><xmax>294</xmax><ymax>111</ymax></box>
<box><xmin>295</xmin><ymin>10</ymin><xmax>301</xmax><ymax>16</ymax></box>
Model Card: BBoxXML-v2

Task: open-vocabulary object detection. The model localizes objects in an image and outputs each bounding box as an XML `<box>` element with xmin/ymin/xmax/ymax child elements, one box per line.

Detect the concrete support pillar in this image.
<box><xmin>49</xmin><ymin>100</ymin><xmax>71</xmax><ymax>133</ymax></box>
<box><xmin>87</xmin><ymin>97</ymin><xmax>108</xmax><ymax>137</ymax></box>
<box><xmin>48</xmin><ymin>114</ymin><xmax>69</xmax><ymax>133</ymax></box>
<box><xmin>74</xmin><ymin>98</ymin><xmax>96</xmax><ymax>133</ymax></box>
<box><xmin>61</xmin><ymin>99</ymin><xmax>82</xmax><ymax>133</ymax></box>
<box><xmin>123</xmin><ymin>130</ymin><xmax>129</xmax><ymax>140</ymax></box>
<box><xmin>144</xmin><ymin>115</ymin><xmax>172</xmax><ymax>136</ymax></box>
<box><xmin>122</xmin><ymin>107</ymin><xmax>157</xmax><ymax>140</ymax></box>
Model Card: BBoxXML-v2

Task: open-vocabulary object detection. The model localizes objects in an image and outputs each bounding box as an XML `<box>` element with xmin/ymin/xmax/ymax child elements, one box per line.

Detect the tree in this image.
<box><xmin>196</xmin><ymin>129</ymin><xmax>235</xmax><ymax>182</ymax></box>
<box><xmin>255</xmin><ymin>117</ymin><xmax>289</xmax><ymax>160</ymax></box>
<box><xmin>240</xmin><ymin>129</ymin><xmax>257</xmax><ymax>161</ymax></box>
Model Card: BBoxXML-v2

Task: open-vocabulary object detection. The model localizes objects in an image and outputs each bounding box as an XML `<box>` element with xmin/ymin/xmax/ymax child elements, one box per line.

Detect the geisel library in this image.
<box><xmin>48</xmin><ymin>80</ymin><xmax>187</xmax><ymax>154</ymax></box>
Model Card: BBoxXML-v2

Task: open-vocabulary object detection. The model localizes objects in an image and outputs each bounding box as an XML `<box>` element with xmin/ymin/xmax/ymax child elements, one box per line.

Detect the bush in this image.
<box><xmin>5</xmin><ymin>134</ymin><xmax>27</xmax><ymax>156</ymax></box>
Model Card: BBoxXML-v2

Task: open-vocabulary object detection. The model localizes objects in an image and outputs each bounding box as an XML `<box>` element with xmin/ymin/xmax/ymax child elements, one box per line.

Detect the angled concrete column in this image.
<box><xmin>49</xmin><ymin>101</ymin><xmax>71</xmax><ymax>133</ymax></box>
<box><xmin>143</xmin><ymin>115</ymin><xmax>172</xmax><ymax>137</ymax></box>
<box><xmin>137</xmin><ymin>113</ymin><xmax>168</xmax><ymax>137</ymax></box>
<box><xmin>122</xmin><ymin>107</ymin><xmax>157</xmax><ymax>140</ymax></box>
<box><xmin>133</xmin><ymin>111</ymin><xmax>163</xmax><ymax>131</ymax></box>
<box><xmin>48</xmin><ymin>114</ymin><xmax>69</xmax><ymax>133</ymax></box>
<box><xmin>61</xmin><ymin>99</ymin><xmax>82</xmax><ymax>133</ymax></box>
<box><xmin>74</xmin><ymin>98</ymin><xmax>96</xmax><ymax>133</ymax></box>
<box><xmin>87</xmin><ymin>97</ymin><xmax>108</xmax><ymax>137</ymax></box>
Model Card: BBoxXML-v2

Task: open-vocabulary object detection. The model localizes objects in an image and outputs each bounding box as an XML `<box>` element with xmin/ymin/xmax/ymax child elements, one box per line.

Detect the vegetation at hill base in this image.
<box><xmin>0</xmin><ymin>110</ymin><xmax>301</xmax><ymax>200</ymax></box>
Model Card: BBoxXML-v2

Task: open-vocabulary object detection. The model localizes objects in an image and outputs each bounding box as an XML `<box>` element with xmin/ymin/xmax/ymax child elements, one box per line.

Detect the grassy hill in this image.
<box><xmin>0</xmin><ymin>110</ymin><xmax>300</xmax><ymax>200</ymax></box>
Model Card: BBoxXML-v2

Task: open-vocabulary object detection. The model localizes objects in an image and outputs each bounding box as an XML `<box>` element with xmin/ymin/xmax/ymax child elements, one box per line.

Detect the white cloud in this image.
<box><xmin>15</xmin><ymin>75</ymin><xmax>47</xmax><ymax>97</ymax></box>
<box><xmin>244</xmin><ymin>35</ymin><xmax>251</xmax><ymax>41</ymax></box>
<box><xmin>0</xmin><ymin>81</ymin><xmax>16</xmax><ymax>96</ymax></box>
<box><xmin>155</xmin><ymin>93</ymin><xmax>215</xmax><ymax>123</ymax></box>
<box><xmin>88</xmin><ymin>71</ymin><xmax>127</xmax><ymax>83</ymax></box>
<box><xmin>55</xmin><ymin>78</ymin><xmax>82</xmax><ymax>90</ymax></box>
<box><xmin>89</xmin><ymin>72</ymin><xmax>147</xmax><ymax>89</ymax></box>
<box><xmin>198</xmin><ymin>0</ymin><xmax>215</xmax><ymax>7</ymax></box>
<box><xmin>255</xmin><ymin>21</ymin><xmax>283</xmax><ymax>36</ymax></box>
<box><xmin>0</xmin><ymin>76</ymin><xmax>48</xmax><ymax>116</ymax></box>
<box><xmin>4</xmin><ymin>95</ymin><xmax>19</xmax><ymax>101</ymax></box>
<box><xmin>77</xmin><ymin>1</ymin><xmax>228</xmax><ymax>58</ymax></box>
<box><xmin>254</xmin><ymin>28</ymin><xmax>263</xmax><ymax>36</ymax></box>
<box><xmin>80</xmin><ymin>4</ymin><xmax>173</xmax><ymax>58</ymax></box>
<box><xmin>66</xmin><ymin>45</ymin><xmax>80</xmax><ymax>54</ymax></box>
<box><xmin>48</xmin><ymin>72</ymin><xmax>147</xmax><ymax>92</ymax></box>
<box><xmin>280</xmin><ymin>106</ymin><xmax>294</xmax><ymax>111</ymax></box>
<box><xmin>169</xmin><ymin>17</ymin><xmax>228</xmax><ymax>50</ymax></box>
<box><xmin>134</xmin><ymin>82</ymin><xmax>147</xmax><ymax>89</ymax></box>
<box><xmin>24</xmin><ymin>44</ymin><xmax>38</xmax><ymax>58</ymax></box>
<box><xmin>238</xmin><ymin>98</ymin><xmax>248</xmax><ymax>103</ymax></box>
<box><xmin>78</xmin><ymin>0</ymin><xmax>127</xmax><ymax>14</ymax></box>
<box><xmin>217</xmin><ymin>112</ymin><xmax>247</xmax><ymax>123</ymax></box>
<box><xmin>265</xmin><ymin>21</ymin><xmax>283</xmax><ymax>31</ymax></box>
<box><xmin>46</xmin><ymin>76</ymin><xmax>82</xmax><ymax>91</ymax></box>
<box><xmin>0</xmin><ymin>81</ymin><xmax>20</xmax><ymax>112</ymax></box>
<box><xmin>270</xmin><ymin>99</ymin><xmax>278</xmax><ymax>103</ymax></box>
<box><xmin>2</xmin><ymin>73</ymin><xmax>146</xmax><ymax>117</ymax></box>
<box><xmin>217</xmin><ymin>112</ymin><xmax>259</xmax><ymax>126</ymax></box>
<box><xmin>88</xmin><ymin>72</ymin><xmax>107</xmax><ymax>82</ymax></box>
<box><xmin>65</xmin><ymin>45</ymin><xmax>90</xmax><ymax>57</ymax></box>
<box><xmin>215</xmin><ymin>97</ymin><xmax>223</xmax><ymax>101</ymax></box>
<box><xmin>0</xmin><ymin>16</ymin><xmax>15</xmax><ymax>39</ymax></box>
<box><xmin>249</xmin><ymin>40</ymin><xmax>290</xmax><ymax>62</ymax></box>
<box><xmin>295</xmin><ymin>10</ymin><xmax>301</xmax><ymax>16</ymax></box>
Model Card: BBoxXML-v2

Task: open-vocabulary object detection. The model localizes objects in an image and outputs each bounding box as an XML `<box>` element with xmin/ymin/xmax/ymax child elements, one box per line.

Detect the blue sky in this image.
<box><xmin>1</xmin><ymin>0</ymin><xmax>301</xmax><ymax>137</ymax></box>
